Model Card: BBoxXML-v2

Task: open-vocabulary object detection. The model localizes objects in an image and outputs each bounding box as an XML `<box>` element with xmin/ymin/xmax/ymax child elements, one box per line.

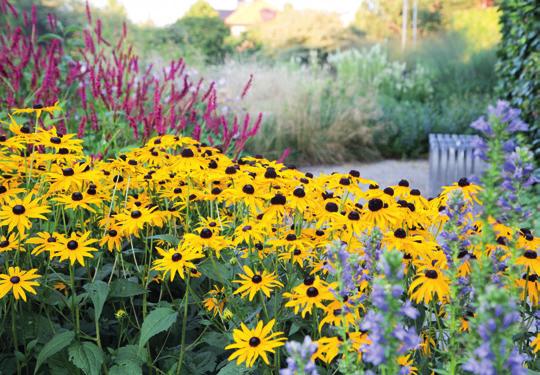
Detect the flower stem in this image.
<box><xmin>176</xmin><ymin>276</ymin><xmax>190</xmax><ymax>375</ymax></box>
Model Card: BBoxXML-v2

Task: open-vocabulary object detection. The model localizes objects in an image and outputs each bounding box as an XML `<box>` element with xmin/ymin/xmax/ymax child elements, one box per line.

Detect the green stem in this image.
<box><xmin>176</xmin><ymin>276</ymin><xmax>190</xmax><ymax>375</ymax></box>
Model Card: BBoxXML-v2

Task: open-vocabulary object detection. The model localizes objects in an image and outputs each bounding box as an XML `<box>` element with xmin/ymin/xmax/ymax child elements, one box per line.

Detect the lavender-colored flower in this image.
<box><xmin>280</xmin><ymin>336</ymin><xmax>318</xmax><ymax>375</ymax></box>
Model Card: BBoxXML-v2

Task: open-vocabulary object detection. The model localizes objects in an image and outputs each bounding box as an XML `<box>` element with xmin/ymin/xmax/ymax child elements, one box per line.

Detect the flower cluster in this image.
<box><xmin>0</xmin><ymin>102</ymin><xmax>537</xmax><ymax>374</ymax></box>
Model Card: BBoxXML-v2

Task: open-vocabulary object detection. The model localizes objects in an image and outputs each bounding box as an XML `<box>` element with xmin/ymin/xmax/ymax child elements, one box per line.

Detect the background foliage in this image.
<box><xmin>496</xmin><ymin>0</ymin><xmax>540</xmax><ymax>158</ymax></box>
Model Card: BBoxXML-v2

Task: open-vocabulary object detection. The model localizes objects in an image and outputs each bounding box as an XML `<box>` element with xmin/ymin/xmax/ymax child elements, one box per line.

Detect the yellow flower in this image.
<box><xmin>152</xmin><ymin>245</ymin><xmax>204</xmax><ymax>281</ymax></box>
<box><xmin>204</xmin><ymin>285</ymin><xmax>227</xmax><ymax>317</ymax></box>
<box><xmin>531</xmin><ymin>333</ymin><xmax>540</xmax><ymax>353</ymax></box>
<box><xmin>225</xmin><ymin>319</ymin><xmax>286</xmax><ymax>368</ymax></box>
<box><xmin>397</xmin><ymin>354</ymin><xmax>418</xmax><ymax>375</ymax></box>
<box><xmin>52</xmin><ymin>232</ymin><xmax>97</xmax><ymax>266</ymax></box>
<box><xmin>409</xmin><ymin>267</ymin><xmax>450</xmax><ymax>304</ymax></box>
<box><xmin>232</xmin><ymin>265</ymin><xmax>283</xmax><ymax>301</ymax></box>
<box><xmin>11</xmin><ymin>101</ymin><xmax>61</xmax><ymax>118</ymax></box>
<box><xmin>0</xmin><ymin>267</ymin><xmax>40</xmax><ymax>301</ymax></box>
<box><xmin>0</xmin><ymin>194</ymin><xmax>50</xmax><ymax>234</ymax></box>
<box><xmin>283</xmin><ymin>276</ymin><xmax>337</xmax><ymax>318</ymax></box>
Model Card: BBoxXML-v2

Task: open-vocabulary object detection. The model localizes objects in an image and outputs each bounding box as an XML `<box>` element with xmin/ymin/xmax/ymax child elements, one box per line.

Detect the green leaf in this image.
<box><xmin>84</xmin><ymin>280</ymin><xmax>109</xmax><ymax>321</ymax></box>
<box><xmin>109</xmin><ymin>363</ymin><xmax>141</xmax><ymax>375</ymax></box>
<box><xmin>34</xmin><ymin>330</ymin><xmax>75</xmax><ymax>374</ymax></box>
<box><xmin>216</xmin><ymin>361</ymin><xmax>250</xmax><ymax>375</ymax></box>
<box><xmin>109</xmin><ymin>279</ymin><xmax>145</xmax><ymax>298</ymax></box>
<box><xmin>138</xmin><ymin>307</ymin><xmax>178</xmax><ymax>352</ymax></box>
<box><xmin>68</xmin><ymin>341</ymin><xmax>104</xmax><ymax>375</ymax></box>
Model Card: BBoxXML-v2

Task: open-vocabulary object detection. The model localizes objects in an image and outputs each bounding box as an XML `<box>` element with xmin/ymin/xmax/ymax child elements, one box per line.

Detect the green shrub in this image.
<box><xmin>329</xmin><ymin>45</ymin><xmax>434</xmax><ymax>102</ymax></box>
<box><xmin>496</xmin><ymin>0</ymin><xmax>540</xmax><ymax>157</ymax></box>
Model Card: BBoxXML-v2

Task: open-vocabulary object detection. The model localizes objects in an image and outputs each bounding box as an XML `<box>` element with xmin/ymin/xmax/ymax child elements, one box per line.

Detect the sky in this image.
<box><xmin>88</xmin><ymin>0</ymin><xmax>362</xmax><ymax>26</ymax></box>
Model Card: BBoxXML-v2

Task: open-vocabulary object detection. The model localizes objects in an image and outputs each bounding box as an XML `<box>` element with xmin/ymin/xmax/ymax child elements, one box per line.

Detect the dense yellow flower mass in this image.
<box><xmin>0</xmin><ymin>113</ymin><xmax>538</xmax><ymax>371</ymax></box>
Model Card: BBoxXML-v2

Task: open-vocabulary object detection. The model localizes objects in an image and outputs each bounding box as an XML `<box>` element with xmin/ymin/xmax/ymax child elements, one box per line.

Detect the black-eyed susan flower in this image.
<box><xmin>441</xmin><ymin>178</ymin><xmax>482</xmax><ymax>204</ymax></box>
<box><xmin>52</xmin><ymin>232</ymin><xmax>97</xmax><ymax>266</ymax></box>
<box><xmin>12</xmin><ymin>101</ymin><xmax>61</xmax><ymax>118</ymax></box>
<box><xmin>409</xmin><ymin>267</ymin><xmax>450</xmax><ymax>304</ymax></box>
<box><xmin>152</xmin><ymin>245</ymin><xmax>204</xmax><ymax>281</ymax></box>
<box><xmin>0</xmin><ymin>267</ymin><xmax>40</xmax><ymax>301</ymax></box>
<box><xmin>312</xmin><ymin>336</ymin><xmax>341</xmax><ymax>364</ymax></box>
<box><xmin>283</xmin><ymin>276</ymin><xmax>337</xmax><ymax>318</ymax></box>
<box><xmin>0</xmin><ymin>194</ymin><xmax>50</xmax><ymax>234</ymax></box>
<box><xmin>204</xmin><ymin>285</ymin><xmax>227</xmax><ymax>317</ymax></box>
<box><xmin>232</xmin><ymin>265</ymin><xmax>283</xmax><ymax>301</ymax></box>
<box><xmin>361</xmin><ymin>198</ymin><xmax>400</xmax><ymax>230</ymax></box>
<box><xmin>27</xmin><ymin>231</ymin><xmax>65</xmax><ymax>255</ymax></box>
<box><xmin>99</xmin><ymin>226</ymin><xmax>124</xmax><ymax>252</ymax></box>
<box><xmin>115</xmin><ymin>206</ymin><xmax>157</xmax><ymax>237</ymax></box>
<box><xmin>225</xmin><ymin>319</ymin><xmax>286</xmax><ymax>368</ymax></box>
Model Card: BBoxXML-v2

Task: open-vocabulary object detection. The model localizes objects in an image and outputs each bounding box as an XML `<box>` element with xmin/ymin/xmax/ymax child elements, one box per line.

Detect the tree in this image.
<box><xmin>184</xmin><ymin>0</ymin><xmax>219</xmax><ymax>19</ymax></box>
<box><xmin>249</xmin><ymin>8</ymin><xmax>357</xmax><ymax>58</ymax></box>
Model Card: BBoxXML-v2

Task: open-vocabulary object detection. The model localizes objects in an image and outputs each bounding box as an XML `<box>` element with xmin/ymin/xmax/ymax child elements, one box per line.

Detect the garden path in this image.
<box><xmin>302</xmin><ymin>160</ymin><xmax>429</xmax><ymax>196</ymax></box>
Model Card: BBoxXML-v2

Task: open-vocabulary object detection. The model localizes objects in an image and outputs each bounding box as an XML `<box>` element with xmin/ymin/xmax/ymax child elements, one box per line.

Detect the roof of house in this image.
<box><xmin>216</xmin><ymin>9</ymin><xmax>235</xmax><ymax>21</ymax></box>
<box><xmin>225</xmin><ymin>0</ymin><xmax>278</xmax><ymax>26</ymax></box>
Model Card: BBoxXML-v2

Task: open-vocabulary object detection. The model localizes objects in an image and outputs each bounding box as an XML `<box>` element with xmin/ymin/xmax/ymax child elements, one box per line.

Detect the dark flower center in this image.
<box><xmin>398</xmin><ymin>179</ymin><xmax>409</xmax><ymax>187</ymax></box>
<box><xmin>306</xmin><ymin>287</ymin><xmax>319</xmax><ymax>297</ymax></box>
<box><xmin>10</xmin><ymin>276</ymin><xmax>20</xmax><ymax>284</ymax></box>
<box><xmin>12</xmin><ymin>204</ymin><xmax>26</xmax><ymax>215</ymax></box>
<box><xmin>333</xmin><ymin>309</ymin><xmax>342</xmax><ymax>316</ymax></box>
<box><xmin>249</xmin><ymin>337</ymin><xmax>261</xmax><ymax>347</ymax></box>
<box><xmin>242</xmin><ymin>184</ymin><xmax>255</xmax><ymax>195</ymax></box>
<box><xmin>368</xmin><ymin>199</ymin><xmax>383</xmax><ymax>212</ymax></box>
<box><xmin>67</xmin><ymin>240</ymin><xmax>78</xmax><ymax>250</ymax></box>
<box><xmin>383</xmin><ymin>187</ymin><xmax>394</xmax><ymax>196</ymax></box>
<box><xmin>349</xmin><ymin>170</ymin><xmax>360</xmax><ymax>177</ymax></box>
<box><xmin>293</xmin><ymin>249</ymin><xmax>301</xmax><ymax>255</ymax></box>
<box><xmin>252</xmin><ymin>274</ymin><xmax>262</xmax><ymax>284</ymax></box>
<box><xmin>264</xmin><ymin>168</ymin><xmax>277</xmax><ymax>178</ymax></box>
<box><xmin>0</xmin><ymin>186</ymin><xmax>6</xmax><ymax>194</ymax></box>
<box><xmin>394</xmin><ymin>229</ymin><xmax>407</xmax><ymax>238</ymax></box>
<box><xmin>348</xmin><ymin>211</ymin><xmax>360</xmax><ymax>221</ymax></box>
<box><xmin>286</xmin><ymin>234</ymin><xmax>297</xmax><ymax>241</ymax></box>
<box><xmin>339</xmin><ymin>177</ymin><xmax>350</xmax><ymax>186</ymax></box>
<box><xmin>425</xmin><ymin>269</ymin><xmax>438</xmax><ymax>279</ymax></box>
<box><xmin>21</xmin><ymin>125</ymin><xmax>31</xmax><ymax>134</ymax></box>
<box><xmin>270</xmin><ymin>194</ymin><xmax>286</xmax><ymax>205</ymax></box>
<box><xmin>59</xmin><ymin>148</ymin><xmax>69</xmax><ymax>154</ymax></box>
<box><xmin>200</xmin><ymin>228</ymin><xmax>213</xmax><ymax>239</ymax></box>
<box><xmin>62</xmin><ymin>167</ymin><xmax>74</xmax><ymax>176</ymax></box>
<box><xmin>50</xmin><ymin>136</ymin><xmax>61</xmax><ymax>144</ymax></box>
<box><xmin>458</xmin><ymin>178</ymin><xmax>470</xmax><ymax>187</ymax></box>
<box><xmin>71</xmin><ymin>192</ymin><xmax>83</xmax><ymax>201</ymax></box>
<box><xmin>410</xmin><ymin>189</ymin><xmax>421</xmax><ymax>196</ymax></box>
<box><xmin>108</xmin><ymin>229</ymin><xmax>118</xmax><ymax>237</ymax></box>
<box><xmin>303</xmin><ymin>276</ymin><xmax>315</xmax><ymax>286</ymax></box>
<box><xmin>315</xmin><ymin>230</ymin><xmax>325</xmax><ymax>236</ymax></box>
<box><xmin>181</xmin><ymin>149</ymin><xmax>194</xmax><ymax>158</ymax></box>
<box><xmin>131</xmin><ymin>210</ymin><xmax>142</xmax><ymax>219</ymax></box>
<box><xmin>325</xmin><ymin>202</ymin><xmax>338</xmax><ymax>213</ymax></box>
<box><xmin>0</xmin><ymin>240</ymin><xmax>9</xmax><ymax>247</ymax></box>
<box><xmin>47</xmin><ymin>236</ymin><xmax>56</xmax><ymax>243</ymax></box>
<box><xmin>293</xmin><ymin>188</ymin><xmax>306</xmax><ymax>198</ymax></box>
<box><xmin>225</xmin><ymin>166</ymin><xmax>237</xmax><ymax>175</ymax></box>
<box><xmin>211</xmin><ymin>187</ymin><xmax>222</xmax><ymax>195</ymax></box>
<box><xmin>171</xmin><ymin>253</ymin><xmax>182</xmax><ymax>262</ymax></box>
<box><xmin>524</xmin><ymin>250</ymin><xmax>537</xmax><ymax>259</ymax></box>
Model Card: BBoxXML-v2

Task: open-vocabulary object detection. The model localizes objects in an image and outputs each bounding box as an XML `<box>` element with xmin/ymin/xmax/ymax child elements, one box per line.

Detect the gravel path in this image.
<box><xmin>302</xmin><ymin>159</ymin><xmax>429</xmax><ymax>194</ymax></box>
